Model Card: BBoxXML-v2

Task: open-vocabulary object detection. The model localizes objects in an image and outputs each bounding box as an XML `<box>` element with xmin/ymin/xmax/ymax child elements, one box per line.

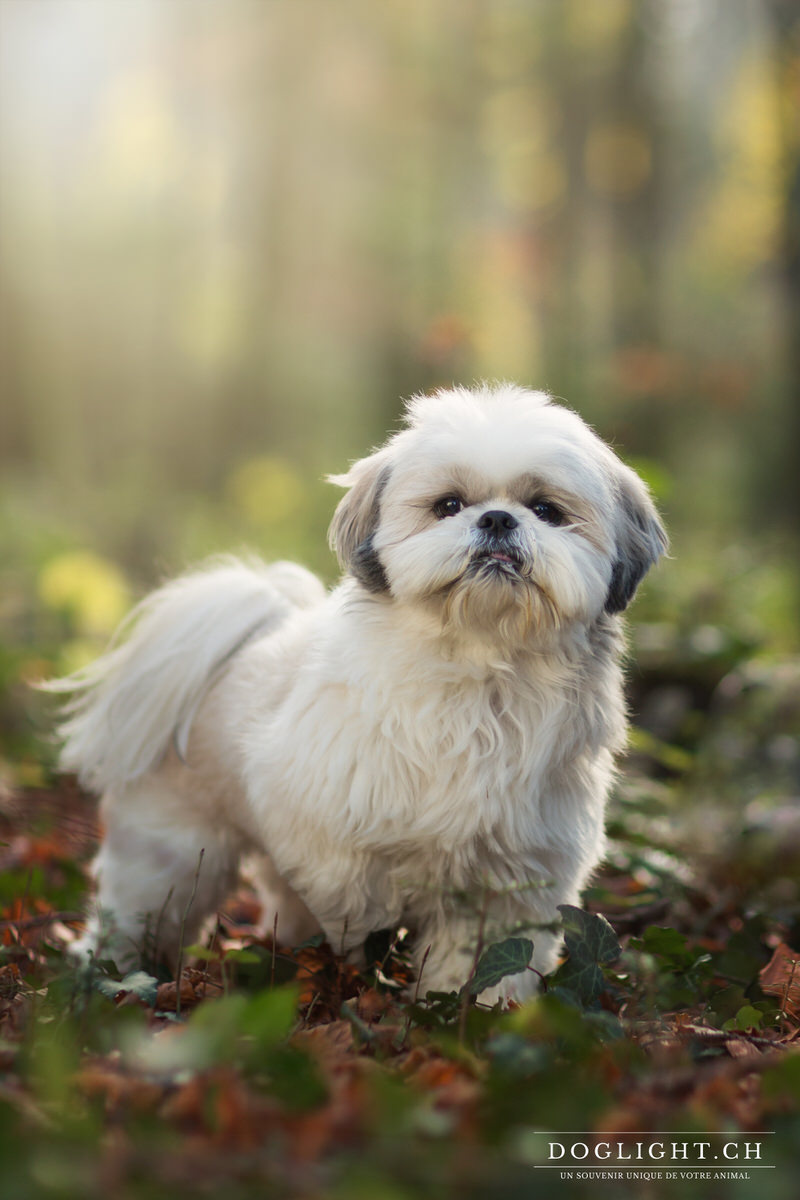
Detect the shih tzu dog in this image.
<box><xmin>50</xmin><ymin>384</ymin><xmax>666</xmax><ymax>1001</ymax></box>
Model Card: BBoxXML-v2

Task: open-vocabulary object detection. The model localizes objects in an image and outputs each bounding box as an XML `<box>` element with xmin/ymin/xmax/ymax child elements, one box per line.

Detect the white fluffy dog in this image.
<box><xmin>51</xmin><ymin>384</ymin><xmax>666</xmax><ymax>1001</ymax></box>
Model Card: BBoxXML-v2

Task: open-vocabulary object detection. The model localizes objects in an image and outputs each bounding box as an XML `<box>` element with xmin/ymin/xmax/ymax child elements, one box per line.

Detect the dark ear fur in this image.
<box><xmin>605</xmin><ymin>468</ymin><xmax>668</xmax><ymax>614</ymax></box>
<box><xmin>327</xmin><ymin>451</ymin><xmax>392</xmax><ymax>593</ymax></box>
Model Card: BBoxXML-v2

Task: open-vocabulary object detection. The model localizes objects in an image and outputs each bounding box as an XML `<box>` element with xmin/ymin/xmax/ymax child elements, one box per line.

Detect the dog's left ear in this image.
<box><xmin>605</xmin><ymin>465</ymin><xmax>668</xmax><ymax>614</ymax></box>
<box><xmin>328</xmin><ymin>450</ymin><xmax>393</xmax><ymax>592</ymax></box>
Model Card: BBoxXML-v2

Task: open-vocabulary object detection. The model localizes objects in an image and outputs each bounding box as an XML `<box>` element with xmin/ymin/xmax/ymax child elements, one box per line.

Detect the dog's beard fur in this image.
<box><xmin>427</xmin><ymin>543</ymin><xmax>561</xmax><ymax>644</ymax></box>
<box><xmin>442</xmin><ymin>569</ymin><xmax>560</xmax><ymax>642</ymax></box>
<box><xmin>48</xmin><ymin>383</ymin><xmax>667</xmax><ymax>1003</ymax></box>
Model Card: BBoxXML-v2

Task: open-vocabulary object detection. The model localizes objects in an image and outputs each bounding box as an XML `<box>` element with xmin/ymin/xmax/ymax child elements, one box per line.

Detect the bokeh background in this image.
<box><xmin>2</xmin><ymin>8</ymin><xmax>800</xmax><ymax>1190</ymax></box>
<box><xmin>1</xmin><ymin>0</ymin><xmax>799</xmax><ymax>821</ymax></box>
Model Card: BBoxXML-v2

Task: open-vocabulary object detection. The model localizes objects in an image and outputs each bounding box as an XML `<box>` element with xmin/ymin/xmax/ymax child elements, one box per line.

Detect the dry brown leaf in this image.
<box><xmin>182</xmin><ymin>967</ymin><xmax>224</xmax><ymax>1000</ymax></box>
<box><xmin>0</xmin><ymin>962</ymin><xmax>21</xmax><ymax>994</ymax></box>
<box><xmin>207</xmin><ymin>1070</ymin><xmax>276</xmax><ymax>1148</ymax></box>
<box><xmin>724</xmin><ymin>1038</ymin><xmax>763</xmax><ymax>1061</ymax></box>
<box><xmin>159</xmin><ymin>1074</ymin><xmax>208</xmax><ymax>1126</ymax></box>
<box><xmin>292</xmin><ymin>1020</ymin><xmax>355</xmax><ymax>1065</ymax></box>
<box><xmin>355</xmin><ymin>987</ymin><xmax>392</xmax><ymax>1023</ymax></box>
<box><xmin>401</xmin><ymin>1048</ymin><xmax>479</xmax><ymax>1108</ymax></box>
<box><xmin>759</xmin><ymin>942</ymin><xmax>800</xmax><ymax>1020</ymax></box>
<box><xmin>77</xmin><ymin>1064</ymin><xmax>164</xmax><ymax>1113</ymax></box>
<box><xmin>294</xmin><ymin>944</ymin><xmax>362</xmax><ymax>1016</ymax></box>
<box><xmin>295</xmin><ymin>945</ymin><xmax>335</xmax><ymax>1006</ymax></box>
<box><xmin>155</xmin><ymin>977</ymin><xmax>199</xmax><ymax>1012</ymax></box>
<box><xmin>280</xmin><ymin>1072</ymin><xmax>366</xmax><ymax>1162</ymax></box>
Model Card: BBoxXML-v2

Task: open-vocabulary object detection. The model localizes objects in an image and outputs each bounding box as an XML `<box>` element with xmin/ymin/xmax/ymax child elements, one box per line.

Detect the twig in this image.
<box><xmin>397</xmin><ymin>943</ymin><xmax>432</xmax><ymax>1052</ymax></box>
<box><xmin>780</xmin><ymin>957</ymin><xmax>799</xmax><ymax>1032</ymax></box>
<box><xmin>271</xmin><ymin>911</ymin><xmax>278</xmax><ymax>989</ymax></box>
<box><xmin>377</xmin><ymin>930</ymin><xmax>400</xmax><ymax>981</ymax></box>
<box><xmin>214</xmin><ymin>913</ymin><xmax>229</xmax><ymax>997</ymax></box>
<box><xmin>302</xmin><ymin>991</ymin><xmax>321</xmax><ymax>1028</ymax></box>
<box><xmin>413</xmin><ymin>944</ymin><xmax>432</xmax><ymax>1006</ymax></box>
<box><xmin>459</xmin><ymin>882</ymin><xmax>491</xmax><ymax>1044</ymax></box>
<box><xmin>526</xmin><ymin>964</ymin><xmax>548</xmax><ymax>992</ymax></box>
<box><xmin>682</xmin><ymin>1024</ymin><xmax>788</xmax><ymax>1050</ymax></box>
<box><xmin>152</xmin><ymin>885</ymin><xmax>176</xmax><ymax>970</ymax></box>
<box><xmin>175</xmin><ymin>849</ymin><xmax>205</xmax><ymax>1019</ymax></box>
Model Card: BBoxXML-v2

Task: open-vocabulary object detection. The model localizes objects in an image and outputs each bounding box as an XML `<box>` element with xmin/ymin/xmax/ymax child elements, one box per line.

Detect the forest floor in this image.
<box><xmin>2</xmin><ymin>592</ymin><xmax>800</xmax><ymax>1199</ymax></box>
<box><xmin>1</xmin><ymin>747</ymin><xmax>799</xmax><ymax>1199</ymax></box>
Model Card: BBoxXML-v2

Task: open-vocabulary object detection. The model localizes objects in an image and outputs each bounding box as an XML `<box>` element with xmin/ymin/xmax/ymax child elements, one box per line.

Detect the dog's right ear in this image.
<box><xmin>327</xmin><ymin>450</ymin><xmax>393</xmax><ymax>592</ymax></box>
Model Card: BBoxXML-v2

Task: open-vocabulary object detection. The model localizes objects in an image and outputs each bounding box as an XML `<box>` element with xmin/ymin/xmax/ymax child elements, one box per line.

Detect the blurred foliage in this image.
<box><xmin>0</xmin><ymin>0</ymin><xmax>799</xmax><ymax>563</ymax></box>
<box><xmin>1</xmin><ymin>802</ymin><xmax>799</xmax><ymax>1200</ymax></box>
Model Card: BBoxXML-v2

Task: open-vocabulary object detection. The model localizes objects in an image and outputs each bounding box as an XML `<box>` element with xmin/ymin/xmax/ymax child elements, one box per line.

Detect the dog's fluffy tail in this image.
<box><xmin>43</xmin><ymin>556</ymin><xmax>325</xmax><ymax>792</ymax></box>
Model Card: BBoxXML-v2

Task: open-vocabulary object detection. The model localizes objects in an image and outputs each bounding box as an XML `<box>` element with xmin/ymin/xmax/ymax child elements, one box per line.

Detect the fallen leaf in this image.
<box><xmin>725</xmin><ymin>1039</ymin><xmax>763</xmax><ymax>1061</ymax></box>
<box><xmin>292</xmin><ymin>1020</ymin><xmax>355</xmax><ymax>1065</ymax></box>
<box><xmin>77</xmin><ymin>1064</ymin><xmax>164</xmax><ymax>1113</ymax></box>
<box><xmin>759</xmin><ymin>943</ymin><xmax>800</xmax><ymax>1020</ymax></box>
<box><xmin>356</xmin><ymin>987</ymin><xmax>392</xmax><ymax>1022</ymax></box>
<box><xmin>156</xmin><ymin>977</ymin><xmax>200</xmax><ymax>1012</ymax></box>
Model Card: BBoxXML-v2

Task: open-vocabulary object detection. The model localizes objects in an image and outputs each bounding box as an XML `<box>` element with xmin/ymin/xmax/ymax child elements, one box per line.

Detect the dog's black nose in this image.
<box><xmin>476</xmin><ymin>509</ymin><xmax>518</xmax><ymax>536</ymax></box>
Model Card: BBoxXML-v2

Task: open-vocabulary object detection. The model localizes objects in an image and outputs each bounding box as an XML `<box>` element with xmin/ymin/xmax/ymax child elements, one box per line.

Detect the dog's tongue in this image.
<box><xmin>490</xmin><ymin>551</ymin><xmax>513</xmax><ymax>562</ymax></box>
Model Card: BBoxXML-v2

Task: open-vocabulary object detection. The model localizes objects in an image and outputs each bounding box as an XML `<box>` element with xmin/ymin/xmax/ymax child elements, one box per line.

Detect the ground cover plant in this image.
<box><xmin>1</xmin><ymin>551</ymin><xmax>799</xmax><ymax>1200</ymax></box>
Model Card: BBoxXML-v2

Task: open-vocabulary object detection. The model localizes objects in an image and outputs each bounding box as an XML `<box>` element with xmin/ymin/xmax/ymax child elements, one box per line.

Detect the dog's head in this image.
<box><xmin>329</xmin><ymin>384</ymin><xmax>666</xmax><ymax>642</ymax></box>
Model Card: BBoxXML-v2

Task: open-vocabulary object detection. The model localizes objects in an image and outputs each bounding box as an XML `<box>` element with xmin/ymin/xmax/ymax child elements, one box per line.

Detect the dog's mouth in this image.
<box><xmin>470</xmin><ymin>546</ymin><xmax>526</xmax><ymax>575</ymax></box>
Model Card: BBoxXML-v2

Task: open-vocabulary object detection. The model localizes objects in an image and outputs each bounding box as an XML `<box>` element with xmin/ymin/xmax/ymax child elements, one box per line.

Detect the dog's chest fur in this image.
<box><xmin>234</xmin><ymin>593</ymin><xmax>623</xmax><ymax>890</ymax></box>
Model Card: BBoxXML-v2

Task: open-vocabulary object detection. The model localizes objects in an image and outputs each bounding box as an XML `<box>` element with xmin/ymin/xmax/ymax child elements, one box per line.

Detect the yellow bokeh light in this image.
<box><xmin>694</xmin><ymin>54</ymin><xmax>782</xmax><ymax>274</ymax></box>
<box><xmin>92</xmin><ymin>69</ymin><xmax>182</xmax><ymax>198</ymax></box>
<box><xmin>38</xmin><ymin>551</ymin><xmax>131</xmax><ymax>636</ymax></box>
<box><xmin>227</xmin><ymin>456</ymin><xmax>306</xmax><ymax>528</ymax></box>
<box><xmin>473</xmin><ymin>288</ymin><xmax>538</xmax><ymax>382</ymax></box>
<box><xmin>498</xmin><ymin>146</ymin><xmax>567</xmax><ymax>213</ymax></box>
<box><xmin>481</xmin><ymin>84</ymin><xmax>554</xmax><ymax>155</ymax></box>
<box><xmin>566</xmin><ymin>0</ymin><xmax>631</xmax><ymax>50</ymax></box>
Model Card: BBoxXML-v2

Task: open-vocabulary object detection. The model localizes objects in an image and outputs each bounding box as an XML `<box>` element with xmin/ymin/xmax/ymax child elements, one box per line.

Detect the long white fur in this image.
<box><xmin>46</xmin><ymin>558</ymin><xmax>325</xmax><ymax>790</ymax></box>
<box><xmin>49</xmin><ymin>384</ymin><xmax>666</xmax><ymax>999</ymax></box>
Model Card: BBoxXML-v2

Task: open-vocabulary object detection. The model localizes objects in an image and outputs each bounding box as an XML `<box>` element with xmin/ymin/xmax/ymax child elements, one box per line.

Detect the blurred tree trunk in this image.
<box><xmin>607</xmin><ymin>15</ymin><xmax>664</xmax><ymax>350</ymax></box>
<box><xmin>377</xmin><ymin>0</ymin><xmax>484</xmax><ymax>433</ymax></box>
<box><xmin>768</xmin><ymin>0</ymin><xmax>800</xmax><ymax>529</ymax></box>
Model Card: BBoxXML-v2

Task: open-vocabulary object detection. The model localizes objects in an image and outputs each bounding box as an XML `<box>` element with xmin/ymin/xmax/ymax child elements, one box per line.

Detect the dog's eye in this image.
<box><xmin>433</xmin><ymin>496</ymin><xmax>464</xmax><ymax>519</ymax></box>
<box><xmin>529</xmin><ymin>499</ymin><xmax>564</xmax><ymax>526</ymax></box>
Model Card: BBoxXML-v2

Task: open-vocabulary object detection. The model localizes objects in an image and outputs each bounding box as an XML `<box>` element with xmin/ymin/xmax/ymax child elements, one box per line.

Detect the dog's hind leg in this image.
<box><xmin>242</xmin><ymin>853</ymin><xmax>322</xmax><ymax>948</ymax></box>
<box><xmin>74</xmin><ymin>779</ymin><xmax>244</xmax><ymax>974</ymax></box>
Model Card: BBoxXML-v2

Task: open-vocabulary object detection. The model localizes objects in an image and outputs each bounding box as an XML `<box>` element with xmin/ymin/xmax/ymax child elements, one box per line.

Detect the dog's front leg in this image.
<box><xmin>411</xmin><ymin>910</ymin><xmax>482</xmax><ymax>997</ymax></box>
<box><xmin>412</xmin><ymin>887</ymin><xmax>565</xmax><ymax>1004</ymax></box>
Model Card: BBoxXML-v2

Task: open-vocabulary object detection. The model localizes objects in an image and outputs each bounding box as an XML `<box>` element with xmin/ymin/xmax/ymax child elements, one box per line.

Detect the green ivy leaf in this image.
<box><xmin>94</xmin><ymin>970</ymin><xmax>158</xmax><ymax>1007</ymax></box>
<box><xmin>182</xmin><ymin>943</ymin><xmax>221</xmax><ymax>962</ymax></box>
<box><xmin>635</xmin><ymin>925</ymin><xmax>690</xmax><ymax>960</ymax></box>
<box><xmin>222</xmin><ymin>949</ymin><xmax>262</xmax><ymax>964</ymax></box>
<box><xmin>552</xmin><ymin>906</ymin><xmax>621</xmax><ymax>1005</ymax></box>
<box><xmin>487</xmin><ymin>1031</ymin><xmax>550</xmax><ymax>1076</ymax></box>
<box><xmin>722</xmin><ymin>1004</ymin><xmax>763</xmax><ymax>1032</ymax></box>
<box><xmin>465</xmin><ymin>937</ymin><xmax>534</xmax><ymax>995</ymax></box>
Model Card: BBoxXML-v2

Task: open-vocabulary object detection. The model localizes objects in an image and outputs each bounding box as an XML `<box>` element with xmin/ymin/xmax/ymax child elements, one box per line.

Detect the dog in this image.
<box><xmin>49</xmin><ymin>383</ymin><xmax>666</xmax><ymax>1001</ymax></box>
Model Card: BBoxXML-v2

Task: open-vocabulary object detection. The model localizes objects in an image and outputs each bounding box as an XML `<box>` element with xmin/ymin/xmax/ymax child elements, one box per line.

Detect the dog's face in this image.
<box><xmin>329</xmin><ymin>385</ymin><xmax>666</xmax><ymax>641</ymax></box>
